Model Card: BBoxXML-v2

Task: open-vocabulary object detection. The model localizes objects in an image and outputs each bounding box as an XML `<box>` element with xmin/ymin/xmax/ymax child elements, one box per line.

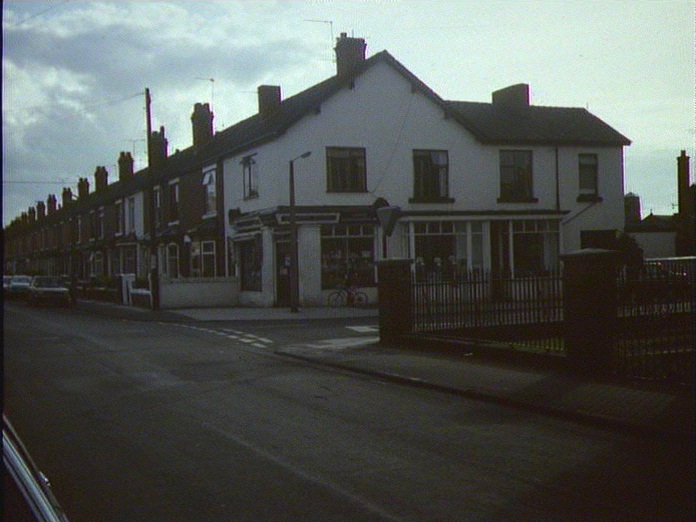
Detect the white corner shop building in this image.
<box><xmin>221</xmin><ymin>34</ymin><xmax>631</xmax><ymax>307</ymax></box>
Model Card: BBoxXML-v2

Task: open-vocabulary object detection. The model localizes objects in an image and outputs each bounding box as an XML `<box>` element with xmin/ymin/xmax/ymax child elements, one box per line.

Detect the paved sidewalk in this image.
<box><xmin>72</xmin><ymin>299</ymin><xmax>693</xmax><ymax>439</ymax></box>
<box><xmin>74</xmin><ymin>299</ymin><xmax>378</xmax><ymax>322</ymax></box>
<box><xmin>278</xmin><ymin>338</ymin><xmax>695</xmax><ymax>440</ymax></box>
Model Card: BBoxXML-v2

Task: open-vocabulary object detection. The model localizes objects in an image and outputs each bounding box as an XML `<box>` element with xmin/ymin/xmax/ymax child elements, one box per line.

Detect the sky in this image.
<box><xmin>2</xmin><ymin>0</ymin><xmax>694</xmax><ymax>227</ymax></box>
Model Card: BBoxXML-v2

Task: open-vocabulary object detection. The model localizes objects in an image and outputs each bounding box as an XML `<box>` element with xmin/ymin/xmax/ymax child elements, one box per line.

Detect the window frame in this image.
<box><xmin>202</xmin><ymin>169</ymin><xmax>217</xmax><ymax>215</ymax></box>
<box><xmin>127</xmin><ymin>197</ymin><xmax>136</xmax><ymax>233</ymax></box>
<box><xmin>320</xmin><ymin>224</ymin><xmax>375</xmax><ymax>289</ymax></box>
<box><xmin>498</xmin><ymin>150</ymin><xmax>537</xmax><ymax>203</ymax></box>
<box><xmin>410</xmin><ymin>149</ymin><xmax>453</xmax><ymax>203</ymax></box>
<box><xmin>578</xmin><ymin>153</ymin><xmax>602</xmax><ymax>202</ymax></box>
<box><xmin>242</xmin><ymin>155</ymin><xmax>258</xmax><ymax>199</ymax></box>
<box><xmin>326</xmin><ymin>147</ymin><xmax>367</xmax><ymax>193</ymax></box>
<box><xmin>115</xmin><ymin>200</ymin><xmax>124</xmax><ymax>236</ymax></box>
<box><xmin>153</xmin><ymin>187</ymin><xmax>162</xmax><ymax>228</ymax></box>
<box><xmin>165</xmin><ymin>243</ymin><xmax>180</xmax><ymax>278</ymax></box>
<box><xmin>168</xmin><ymin>181</ymin><xmax>179</xmax><ymax>224</ymax></box>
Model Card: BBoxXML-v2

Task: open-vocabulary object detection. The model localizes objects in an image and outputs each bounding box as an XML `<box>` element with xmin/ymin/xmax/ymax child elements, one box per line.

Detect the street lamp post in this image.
<box><xmin>288</xmin><ymin>151</ymin><xmax>311</xmax><ymax>313</ymax></box>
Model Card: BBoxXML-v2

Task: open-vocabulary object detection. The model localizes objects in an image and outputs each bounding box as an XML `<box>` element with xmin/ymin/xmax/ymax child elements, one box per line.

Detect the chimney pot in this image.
<box><xmin>257</xmin><ymin>85</ymin><xmax>282</xmax><ymax>116</ymax></box>
<box><xmin>335</xmin><ymin>33</ymin><xmax>367</xmax><ymax>76</ymax></box>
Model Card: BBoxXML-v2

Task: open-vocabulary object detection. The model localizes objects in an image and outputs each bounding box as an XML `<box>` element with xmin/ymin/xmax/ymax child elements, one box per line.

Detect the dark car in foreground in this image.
<box><xmin>27</xmin><ymin>276</ymin><xmax>71</xmax><ymax>307</ymax></box>
<box><xmin>3</xmin><ymin>415</ymin><xmax>71</xmax><ymax>521</ymax></box>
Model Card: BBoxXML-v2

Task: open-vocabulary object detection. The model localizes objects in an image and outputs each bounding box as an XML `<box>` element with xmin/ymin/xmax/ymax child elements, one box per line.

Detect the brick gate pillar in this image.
<box><xmin>377</xmin><ymin>259</ymin><xmax>413</xmax><ymax>344</ymax></box>
<box><xmin>561</xmin><ymin>249</ymin><xmax>620</xmax><ymax>375</ymax></box>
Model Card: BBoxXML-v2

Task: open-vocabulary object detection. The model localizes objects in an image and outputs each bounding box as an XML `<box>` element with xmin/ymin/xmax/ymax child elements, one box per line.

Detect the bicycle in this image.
<box><xmin>327</xmin><ymin>286</ymin><xmax>368</xmax><ymax>307</ymax></box>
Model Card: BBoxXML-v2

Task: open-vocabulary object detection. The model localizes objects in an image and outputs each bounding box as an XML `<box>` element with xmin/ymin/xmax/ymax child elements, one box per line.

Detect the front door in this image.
<box><xmin>275</xmin><ymin>240</ymin><xmax>292</xmax><ymax>306</ymax></box>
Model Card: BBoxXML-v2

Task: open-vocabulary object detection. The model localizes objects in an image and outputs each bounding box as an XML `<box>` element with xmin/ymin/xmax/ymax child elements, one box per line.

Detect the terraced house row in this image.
<box><xmin>3</xmin><ymin>34</ymin><xmax>632</xmax><ymax>308</ymax></box>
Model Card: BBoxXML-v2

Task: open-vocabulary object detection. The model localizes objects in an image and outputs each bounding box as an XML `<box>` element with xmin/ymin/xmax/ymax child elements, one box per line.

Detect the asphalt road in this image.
<box><xmin>3</xmin><ymin>302</ymin><xmax>694</xmax><ymax>521</ymax></box>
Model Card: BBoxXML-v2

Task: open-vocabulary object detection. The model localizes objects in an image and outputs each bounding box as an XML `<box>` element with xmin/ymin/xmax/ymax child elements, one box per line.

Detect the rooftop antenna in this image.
<box><xmin>304</xmin><ymin>19</ymin><xmax>335</xmax><ymax>63</ymax></box>
<box><xmin>195</xmin><ymin>77</ymin><xmax>215</xmax><ymax>115</ymax></box>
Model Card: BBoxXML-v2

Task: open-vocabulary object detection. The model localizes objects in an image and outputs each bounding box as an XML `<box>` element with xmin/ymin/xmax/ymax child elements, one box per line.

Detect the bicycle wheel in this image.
<box><xmin>352</xmin><ymin>291</ymin><xmax>368</xmax><ymax>307</ymax></box>
<box><xmin>327</xmin><ymin>290</ymin><xmax>344</xmax><ymax>307</ymax></box>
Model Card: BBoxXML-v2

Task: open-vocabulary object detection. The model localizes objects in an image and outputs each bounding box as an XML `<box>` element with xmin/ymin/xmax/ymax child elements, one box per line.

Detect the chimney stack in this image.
<box><xmin>47</xmin><ymin>194</ymin><xmax>57</xmax><ymax>214</ymax></box>
<box><xmin>78</xmin><ymin>177</ymin><xmax>90</xmax><ymax>199</ymax></box>
<box><xmin>62</xmin><ymin>187</ymin><xmax>73</xmax><ymax>207</ymax></box>
<box><xmin>677</xmin><ymin>150</ymin><xmax>691</xmax><ymax>216</ymax></box>
<box><xmin>150</xmin><ymin>126</ymin><xmax>168</xmax><ymax>169</ymax></box>
<box><xmin>37</xmin><ymin>201</ymin><xmax>46</xmax><ymax>219</ymax></box>
<box><xmin>492</xmin><ymin>84</ymin><xmax>530</xmax><ymax>108</ymax></box>
<box><xmin>257</xmin><ymin>86</ymin><xmax>281</xmax><ymax>116</ymax></box>
<box><xmin>118</xmin><ymin>152</ymin><xmax>134</xmax><ymax>181</ymax></box>
<box><xmin>624</xmin><ymin>193</ymin><xmax>642</xmax><ymax>225</ymax></box>
<box><xmin>335</xmin><ymin>33</ymin><xmax>367</xmax><ymax>76</ymax></box>
<box><xmin>191</xmin><ymin>102</ymin><xmax>214</xmax><ymax>147</ymax></box>
<box><xmin>28</xmin><ymin>207</ymin><xmax>36</xmax><ymax>222</ymax></box>
<box><xmin>94</xmin><ymin>166</ymin><xmax>108</xmax><ymax>192</ymax></box>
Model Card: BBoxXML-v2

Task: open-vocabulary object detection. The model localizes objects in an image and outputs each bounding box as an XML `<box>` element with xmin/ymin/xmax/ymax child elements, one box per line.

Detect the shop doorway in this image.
<box><xmin>275</xmin><ymin>240</ymin><xmax>292</xmax><ymax>307</ymax></box>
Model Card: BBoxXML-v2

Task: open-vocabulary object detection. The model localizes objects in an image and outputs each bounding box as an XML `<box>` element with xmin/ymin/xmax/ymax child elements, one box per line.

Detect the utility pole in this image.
<box><xmin>145</xmin><ymin>88</ymin><xmax>160</xmax><ymax>310</ymax></box>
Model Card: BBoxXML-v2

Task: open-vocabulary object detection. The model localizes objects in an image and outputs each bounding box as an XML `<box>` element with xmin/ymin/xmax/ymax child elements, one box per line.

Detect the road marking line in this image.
<box><xmin>346</xmin><ymin>326</ymin><xmax>379</xmax><ymax>333</ymax></box>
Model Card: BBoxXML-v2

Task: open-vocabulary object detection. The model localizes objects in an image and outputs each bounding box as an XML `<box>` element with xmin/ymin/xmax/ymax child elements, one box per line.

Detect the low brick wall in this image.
<box><xmin>159</xmin><ymin>277</ymin><xmax>239</xmax><ymax>308</ymax></box>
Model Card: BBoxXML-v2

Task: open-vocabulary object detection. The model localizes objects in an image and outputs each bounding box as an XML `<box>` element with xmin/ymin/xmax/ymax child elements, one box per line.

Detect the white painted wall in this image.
<box><xmin>222</xmin><ymin>59</ymin><xmax>628</xmax><ymax>306</ymax></box>
<box><xmin>224</xmin><ymin>61</ymin><xmax>626</xmax><ymax>243</ymax></box>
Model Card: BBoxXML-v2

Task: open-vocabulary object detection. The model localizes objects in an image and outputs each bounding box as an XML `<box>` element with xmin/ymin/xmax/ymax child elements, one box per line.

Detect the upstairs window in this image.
<box><xmin>411</xmin><ymin>150</ymin><xmax>451</xmax><ymax>202</ymax></box>
<box><xmin>499</xmin><ymin>150</ymin><xmax>536</xmax><ymax>202</ymax></box>
<box><xmin>168</xmin><ymin>182</ymin><xmax>179</xmax><ymax>223</ymax></box>
<box><xmin>326</xmin><ymin>147</ymin><xmax>366</xmax><ymax>192</ymax></box>
<box><xmin>202</xmin><ymin>169</ymin><xmax>217</xmax><ymax>215</ymax></box>
<box><xmin>242</xmin><ymin>155</ymin><xmax>258</xmax><ymax>199</ymax></box>
<box><xmin>153</xmin><ymin>188</ymin><xmax>162</xmax><ymax>228</ymax></box>
<box><xmin>127</xmin><ymin>197</ymin><xmax>136</xmax><ymax>233</ymax></box>
<box><xmin>578</xmin><ymin>153</ymin><xmax>600</xmax><ymax>201</ymax></box>
<box><xmin>97</xmin><ymin>209</ymin><xmax>104</xmax><ymax>239</ymax></box>
<box><xmin>115</xmin><ymin>201</ymin><xmax>124</xmax><ymax>235</ymax></box>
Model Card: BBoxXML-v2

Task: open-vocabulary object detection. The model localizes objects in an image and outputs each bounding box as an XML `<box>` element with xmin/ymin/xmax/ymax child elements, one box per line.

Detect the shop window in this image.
<box><xmin>412</xmin><ymin>221</ymin><xmax>484</xmax><ymax>281</ymax></box>
<box><xmin>511</xmin><ymin>220</ymin><xmax>559</xmax><ymax>276</ymax></box>
<box><xmin>321</xmin><ymin>224</ymin><xmax>375</xmax><ymax>289</ymax></box>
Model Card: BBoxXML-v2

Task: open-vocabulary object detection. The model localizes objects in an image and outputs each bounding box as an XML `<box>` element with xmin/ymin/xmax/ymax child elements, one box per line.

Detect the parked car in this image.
<box><xmin>27</xmin><ymin>276</ymin><xmax>71</xmax><ymax>307</ymax></box>
<box><xmin>7</xmin><ymin>275</ymin><xmax>33</xmax><ymax>299</ymax></box>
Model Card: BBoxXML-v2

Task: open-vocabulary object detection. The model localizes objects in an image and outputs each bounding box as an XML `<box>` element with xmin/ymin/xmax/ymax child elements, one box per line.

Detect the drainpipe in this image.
<box><xmin>555</xmin><ymin>146</ymin><xmax>560</xmax><ymax>211</ymax></box>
